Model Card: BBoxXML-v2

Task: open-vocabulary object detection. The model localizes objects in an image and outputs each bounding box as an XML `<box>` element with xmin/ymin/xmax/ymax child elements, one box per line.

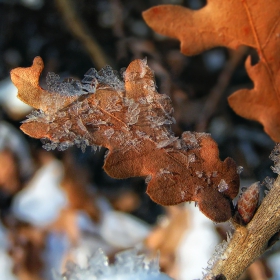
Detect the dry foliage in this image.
<box><xmin>143</xmin><ymin>0</ymin><xmax>280</xmax><ymax>142</ymax></box>
<box><xmin>10</xmin><ymin>56</ymin><xmax>240</xmax><ymax>222</ymax></box>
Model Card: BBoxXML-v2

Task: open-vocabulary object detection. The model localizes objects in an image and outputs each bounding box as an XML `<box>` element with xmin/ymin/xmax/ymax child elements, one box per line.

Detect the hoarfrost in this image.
<box><xmin>81</xmin><ymin>69</ymin><xmax>98</xmax><ymax>93</ymax></box>
<box><xmin>105</xmin><ymin>96</ymin><xmax>122</xmax><ymax>112</ymax></box>
<box><xmin>264</xmin><ymin>189</ymin><xmax>269</xmax><ymax>195</ymax></box>
<box><xmin>145</xmin><ymin>175</ymin><xmax>152</xmax><ymax>184</ymax></box>
<box><xmin>57</xmin><ymin>111</ymin><xmax>66</xmax><ymax>118</ymax></box>
<box><xmin>156</xmin><ymin>137</ymin><xmax>178</xmax><ymax>149</ymax></box>
<box><xmin>91</xmin><ymin>145</ymin><xmax>98</xmax><ymax>152</ymax></box>
<box><xmin>203</xmin><ymin>238</ymin><xmax>229</xmax><ymax>278</ymax></box>
<box><xmin>139</xmin><ymin>58</ymin><xmax>148</xmax><ymax>78</ymax></box>
<box><xmin>146</xmin><ymin>115</ymin><xmax>174</xmax><ymax>128</ymax></box>
<box><xmin>212</xmin><ymin>171</ymin><xmax>218</xmax><ymax>177</ymax></box>
<box><xmin>77</xmin><ymin>118</ymin><xmax>87</xmax><ymax>132</ymax></box>
<box><xmin>188</xmin><ymin>153</ymin><xmax>196</xmax><ymax>163</ymax></box>
<box><xmin>218</xmin><ymin>179</ymin><xmax>228</xmax><ymax>192</ymax></box>
<box><xmin>263</xmin><ymin>176</ymin><xmax>275</xmax><ymax>190</ymax></box>
<box><xmin>173</xmin><ymin>139</ymin><xmax>181</xmax><ymax>149</ymax></box>
<box><xmin>104</xmin><ymin>150</ymin><xmax>110</xmax><ymax>159</ymax></box>
<box><xmin>24</xmin><ymin>109</ymin><xmax>46</xmax><ymax>122</ymax></box>
<box><xmin>84</xmin><ymin>65</ymin><xmax>124</xmax><ymax>92</ymax></box>
<box><xmin>42</xmin><ymin>142</ymin><xmax>57</xmax><ymax>151</ymax></box>
<box><xmin>271</xmin><ymin>164</ymin><xmax>280</xmax><ymax>175</ymax></box>
<box><xmin>143</xmin><ymin>80</ymin><xmax>155</xmax><ymax>91</ymax></box>
<box><xmin>87</xmin><ymin>119</ymin><xmax>107</xmax><ymax>126</ymax></box>
<box><xmin>121</xmin><ymin>138</ymin><xmax>141</xmax><ymax>153</ymax></box>
<box><xmin>50</xmin><ymin>123</ymin><xmax>58</xmax><ymax>129</ymax></box>
<box><xmin>159</xmin><ymin>168</ymin><xmax>171</xmax><ymax>176</ymax></box>
<box><xmin>57</xmin><ymin>141</ymin><xmax>74</xmax><ymax>151</ymax></box>
<box><xmin>182</xmin><ymin>131</ymin><xmax>199</xmax><ymax>149</ymax></box>
<box><xmin>74</xmin><ymin>138</ymin><xmax>90</xmax><ymax>153</ymax></box>
<box><xmin>127</xmin><ymin>115</ymin><xmax>139</xmax><ymax>126</ymax></box>
<box><xmin>146</xmin><ymin>93</ymin><xmax>154</xmax><ymax>103</ymax></box>
<box><xmin>136</xmin><ymin>130</ymin><xmax>146</xmax><ymax>138</ymax></box>
<box><xmin>194</xmin><ymin>185</ymin><xmax>203</xmax><ymax>195</ymax></box>
<box><xmin>138</xmin><ymin>97</ymin><xmax>147</xmax><ymax>104</ymax></box>
<box><xmin>63</xmin><ymin>120</ymin><xmax>72</xmax><ymax>133</ymax></box>
<box><xmin>127</xmin><ymin>101</ymin><xmax>140</xmax><ymax>125</ymax></box>
<box><xmin>237</xmin><ymin>166</ymin><xmax>244</xmax><ymax>174</ymax></box>
<box><xmin>104</xmin><ymin>128</ymin><xmax>115</xmax><ymax>139</ymax></box>
<box><xmin>46</xmin><ymin>72</ymin><xmax>89</xmax><ymax>96</ymax></box>
<box><xmin>269</xmin><ymin>143</ymin><xmax>280</xmax><ymax>174</ymax></box>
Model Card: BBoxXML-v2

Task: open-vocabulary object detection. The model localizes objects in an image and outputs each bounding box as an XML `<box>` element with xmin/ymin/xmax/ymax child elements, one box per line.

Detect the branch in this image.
<box><xmin>55</xmin><ymin>0</ymin><xmax>111</xmax><ymax>69</ymax></box>
<box><xmin>195</xmin><ymin>46</ymin><xmax>248</xmax><ymax>132</ymax></box>
<box><xmin>206</xmin><ymin>175</ymin><xmax>280</xmax><ymax>280</ymax></box>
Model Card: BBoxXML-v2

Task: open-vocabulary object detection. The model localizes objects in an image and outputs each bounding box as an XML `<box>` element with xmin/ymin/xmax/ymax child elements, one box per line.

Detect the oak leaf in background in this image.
<box><xmin>10</xmin><ymin>57</ymin><xmax>239</xmax><ymax>222</ymax></box>
<box><xmin>143</xmin><ymin>0</ymin><xmax>280</xmax><ymax>142</ymax></box>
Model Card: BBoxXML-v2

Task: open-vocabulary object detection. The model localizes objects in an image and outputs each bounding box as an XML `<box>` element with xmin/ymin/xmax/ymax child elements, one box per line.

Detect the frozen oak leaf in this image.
<box><xmin>143</xmin><ymin>1</ymin><xmax>280</xmax><ymax>142</ymax></box>
<box><xmin>10</xmin><ymin>57</ymin><xmax>240</xmax><ymax>222</ymax></box>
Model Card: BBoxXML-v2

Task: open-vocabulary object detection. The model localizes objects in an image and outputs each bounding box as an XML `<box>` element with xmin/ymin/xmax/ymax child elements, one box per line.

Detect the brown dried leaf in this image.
<box><xmin>143</xmin><ymin>1</ymin><xmax>280</xmax><ymax>142</ymax></box>
<box><xmin>10</xmin><ymin>57</ymin><xmax>239</xmax><ymax>222</ymax></box>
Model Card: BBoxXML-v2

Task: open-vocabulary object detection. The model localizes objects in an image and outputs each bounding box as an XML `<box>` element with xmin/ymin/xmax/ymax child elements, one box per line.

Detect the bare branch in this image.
<box><xmin>55</xmin><ymin>0</ymin><xmax>111</xmax><ymax>69</ymax></box>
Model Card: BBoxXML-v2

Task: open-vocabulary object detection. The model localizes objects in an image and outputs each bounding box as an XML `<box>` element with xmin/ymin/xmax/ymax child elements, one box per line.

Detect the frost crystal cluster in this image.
<box><xmin>53</xmin><ymin>249</ymin><xmax>173</xmax><ymax>280</ymax></box>
<box><xmin>269</xmin><ymin>143</ymin><xmax>280</xmax><ymax>175</ymax></box>
<box><xmin>202</xmin><ymin>232</ymin><xmax>232</xmax><ymax>280</ymax></box>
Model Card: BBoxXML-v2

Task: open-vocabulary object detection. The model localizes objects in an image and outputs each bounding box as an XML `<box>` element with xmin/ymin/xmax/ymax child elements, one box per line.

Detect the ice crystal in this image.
<box><xmin>126</xmin><ymin>101</ymin><xmax>140</xmax><ymax>125</ymax></box>
<box><xmin>181</xmin><ymin>131</ymin><xmax>201</xmax><ymax>150</ymax></box>
<box><xmin>83</xmin><ymin>65</ymin><xmax>124</xmax><ymax>92</ymax></box>
<box><xmin>203</xmin><ymin>234</ymin><xmax>231</xmax><ymax>279</ymax></box>
<box><xmin>145</xmin><ymin>175</ymin><xmax>152</xmax><ymax>184</ymax></box>
<box><xmin>24</xmin><ymin>109</ymin><xmax>46</xmax><ymax>122</ymax></box>
<box><xmin>217</xmin><ymin>179</ymin><xmax>228</xmax><ymax>192</ymax></box>
<box><xmin>46</xmin><ymin>73</ymin><xmax>89</xmax><ymax>96</ymax></box>
<box><xmin>269</xmin><ymin>143</ymin><xmax>280</xmax><ymax>174</ymax></box>
<box><xmin>53</xmin><ymin>249</ymin><xmax>173</xmax><ymax>280</ymax></box>
<box><xmin>263</xmin><ymin>176</ymin><xmax>275</xmax><ymax>191</ymax></box>
<box><xmin>236</xmin><ymin>166</ymin><xmax>244</xmax><ymax>175</ymax></box>
<box><xmin>212</xmin><ymin>171</ymin><xmax>218</xmax><ymax>178</ymax></box>
<box><xmin>156</xmin><ymin>137</ymin><xmax>178</xmax><ymax>149</ymax></box>
<box><xmin>104</xmin><ymin>128</ymin><xmax>115</xmax><ymax>139</ymax></box>
<box><xmin>196</xmin><ymin>171</ymin><xmax>203</xmax><ymax>178</ymax></box>
<box><xmin>188</xmin><ymin>153</ymin><xmax>196</xmax><ymax>164</ymax></box>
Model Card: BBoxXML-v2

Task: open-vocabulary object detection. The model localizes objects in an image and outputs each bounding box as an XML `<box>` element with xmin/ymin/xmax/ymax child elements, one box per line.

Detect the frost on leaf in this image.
<box><xmin>11</xmin><ymin>56</ymin><xmax>240</xmax><ymax>222</ymax></box>
<box><xmin>217</xmin><ymin>179</ymin><xmax>228</xmax><ymax>193</ymax></box>
<box><xmin>143</xmin><ymin>1</ymin><xmax>280</xmax><ymax>142</ymax></box>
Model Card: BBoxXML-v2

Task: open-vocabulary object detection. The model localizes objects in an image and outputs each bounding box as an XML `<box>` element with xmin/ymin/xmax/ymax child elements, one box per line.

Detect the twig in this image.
<box><xmin>206</xmin><ymin>175</ymin><xmax>280</xmax><ymax>280</ymax></box>
<box><xmin>55</xmin><ymin>0</ymin><xmax>111</xmax><ymax>69</ymax></box>
<box><xmin>195</xmin><ymin>46</ymin><xmax>248</xmax><ymax>132</ymax></box>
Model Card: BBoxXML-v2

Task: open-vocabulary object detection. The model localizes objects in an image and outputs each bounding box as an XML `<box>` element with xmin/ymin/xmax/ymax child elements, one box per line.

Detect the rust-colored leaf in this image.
<box><xmin>10</xmin><ymin>57</ymin><xmax>240</xmax><ymax>222</ymax></box>
<box><xmin>143</xmin><ymin>1</ymin><xmax>280</xmax><ymax>142</ymax></box>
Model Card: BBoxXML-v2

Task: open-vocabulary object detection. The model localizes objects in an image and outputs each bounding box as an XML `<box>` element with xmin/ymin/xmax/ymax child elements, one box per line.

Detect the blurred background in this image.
<box><xmin>0</xmin><ymin>0</ymin><xmax>279</xmax><ymax>279</ymax></box>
